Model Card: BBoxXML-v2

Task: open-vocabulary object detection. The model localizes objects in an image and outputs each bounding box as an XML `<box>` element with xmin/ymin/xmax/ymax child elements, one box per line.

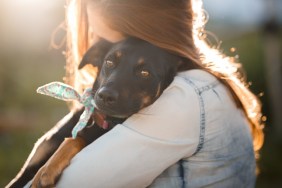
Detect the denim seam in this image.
<box><xmin>180</xmin><ymin>78</ymin><xmax>219</xmax><ymax>155</ymax></box>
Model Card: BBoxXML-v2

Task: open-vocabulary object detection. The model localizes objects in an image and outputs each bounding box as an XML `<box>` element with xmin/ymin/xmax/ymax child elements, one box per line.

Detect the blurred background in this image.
<box><xmin>0</xmin><ymin>0</ymin><xmax>281</xmax><ymax>187</ymax></box>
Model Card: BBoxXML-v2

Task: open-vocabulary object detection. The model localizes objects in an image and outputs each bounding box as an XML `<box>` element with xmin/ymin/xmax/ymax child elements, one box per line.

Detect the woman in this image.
<box><xmin>27</xmin><ymin>0</ymin><xmax>264</xmax><ymax>187</ymax></box>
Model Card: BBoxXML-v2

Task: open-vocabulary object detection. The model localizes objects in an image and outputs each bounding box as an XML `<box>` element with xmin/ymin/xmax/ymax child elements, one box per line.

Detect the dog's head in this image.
<box><xmin>79</xmin><ymin>38</ymin><xmax>184</xmax><ymax>118</ymax></box>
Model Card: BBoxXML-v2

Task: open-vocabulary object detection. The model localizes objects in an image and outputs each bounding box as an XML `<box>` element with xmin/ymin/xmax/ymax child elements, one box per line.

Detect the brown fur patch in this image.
<box><xmin>115</xmin><ymin>50</ymin><xmax>122</xmax><ymax>58</ymax></box>
<box><xmin>137</xmin><ymin>57</ymin><xmax>145</xmax><ymax>65</ymax></box>
<box><xmin>141</xmin><ymin>95</ymin><xmax>151</xmax><ymax>108</ymax></box>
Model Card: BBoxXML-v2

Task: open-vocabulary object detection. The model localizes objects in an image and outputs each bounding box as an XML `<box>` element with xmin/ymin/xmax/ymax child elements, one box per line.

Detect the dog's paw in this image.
<box><xmin>38</xmin><ymin>171</ymin><xmax>56</xmax><ymax>188</ymax></box>
<box><xmin>31</xmin><ymin>167</ymin><xmax>57</xmax><ymax>188</ymax></box>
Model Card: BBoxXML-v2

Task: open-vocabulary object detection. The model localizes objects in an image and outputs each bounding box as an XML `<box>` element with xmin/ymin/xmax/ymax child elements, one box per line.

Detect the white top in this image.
<box><xmin>56</xmin><ymin>70</ymin><xmax>206</xmax><ymax>188</ymax></box>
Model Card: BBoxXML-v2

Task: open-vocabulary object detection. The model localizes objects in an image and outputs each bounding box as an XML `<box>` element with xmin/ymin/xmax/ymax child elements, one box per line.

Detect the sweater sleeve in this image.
<box><xmin>56</xmin><ymin>76</ymin><xmax>200</xmax><ymax>188</ymax></box>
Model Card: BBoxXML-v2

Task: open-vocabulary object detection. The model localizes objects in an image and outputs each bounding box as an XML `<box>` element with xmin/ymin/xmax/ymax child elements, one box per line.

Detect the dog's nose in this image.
<box><xmin>97</xmin><ymin>87</ymin><xmax>119</xmax><ymax>106</ymax></box>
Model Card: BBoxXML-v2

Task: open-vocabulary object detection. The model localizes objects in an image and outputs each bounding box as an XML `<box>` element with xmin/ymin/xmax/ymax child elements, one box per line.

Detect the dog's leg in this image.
<box><xmin>6</xmin><ymin>108</ymin><xmax>84</xmax><ymax>188</ymax></box>
<box><xmin>30</xmin><ymin>123</ymin><xmax>109</xmax><ymax>188</ymax></box>
<box><xmin>31</xmin><ymin>137</ymin><xmax>86</xmax><ymax>188</ymax></box>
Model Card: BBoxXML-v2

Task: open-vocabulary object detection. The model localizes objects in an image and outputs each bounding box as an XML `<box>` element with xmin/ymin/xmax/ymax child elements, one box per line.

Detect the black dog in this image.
<box><xmin>7</xmin><ymin>37</ymin><xmax>196</xmax><ymax>188</ymax></box>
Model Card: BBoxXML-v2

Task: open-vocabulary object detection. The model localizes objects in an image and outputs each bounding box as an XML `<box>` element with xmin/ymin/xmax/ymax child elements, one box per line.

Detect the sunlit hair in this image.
<box><xmin>63</xmin><ymin>0</ymin><xmax>264</xmax><ymax>161</ymax></box>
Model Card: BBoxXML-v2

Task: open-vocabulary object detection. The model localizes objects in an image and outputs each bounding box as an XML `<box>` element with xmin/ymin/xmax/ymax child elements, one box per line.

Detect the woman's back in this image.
<box><xmin>150</xmin><ymin>69</ymin><xmax>255</xmax><ymax>188</ymax></box>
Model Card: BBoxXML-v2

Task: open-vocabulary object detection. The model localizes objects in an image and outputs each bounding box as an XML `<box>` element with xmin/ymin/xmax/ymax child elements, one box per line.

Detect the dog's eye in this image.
<box><xmin>105</xmin><ymin>60</ymin><xmax>115</xmax><ymax>68</ymax></box>
<box><xmin>140</xmin><ymin>70</ymin><xmax>150</xmax><ymax>78</ymax></box>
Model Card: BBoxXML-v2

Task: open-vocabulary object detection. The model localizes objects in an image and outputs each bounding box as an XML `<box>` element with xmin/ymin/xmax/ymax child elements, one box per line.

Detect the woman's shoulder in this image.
<box><xmin>146</xmin><ymin>69</ymin><xmax>217</xmax><ymax>115</ymax></box>
<box><xmin>175</xmin><ymin>69</ymin><xmax>218</xmax><ymax>87</ymax></box>
<box><xmin>161</xmin><ymin>69</ymin><xmax>219</xmax><ymax>98</ymax></box>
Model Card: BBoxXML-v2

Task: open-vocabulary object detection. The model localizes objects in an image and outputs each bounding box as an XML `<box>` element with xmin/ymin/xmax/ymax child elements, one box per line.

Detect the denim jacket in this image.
<box><xmin>53</xmin><ymin>70</ymin><xmax>255</xmax><ymax>188</ymax></box>
<box><xmin>149</xmin><ymin>70</ymin><xmax>256</xmax><ymax>188</ymax></box>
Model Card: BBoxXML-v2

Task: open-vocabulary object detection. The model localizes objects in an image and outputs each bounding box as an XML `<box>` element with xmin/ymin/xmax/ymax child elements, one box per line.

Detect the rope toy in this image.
<box><xmin>36</xmin><ymin>82</ymin><xmax>95</xmax><ymax>138</ymax></box>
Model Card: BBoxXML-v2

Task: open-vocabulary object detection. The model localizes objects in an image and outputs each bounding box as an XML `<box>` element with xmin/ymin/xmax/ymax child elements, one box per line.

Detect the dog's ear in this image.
<box><xmin>161</xmin><ymin>56</ymin><xmax>197</xmax><ymax>91</ymax></box>
<box><xmin>78</xmin><ymin>39</ymin><xmax>113</xmax><ymax>70</ymax></box>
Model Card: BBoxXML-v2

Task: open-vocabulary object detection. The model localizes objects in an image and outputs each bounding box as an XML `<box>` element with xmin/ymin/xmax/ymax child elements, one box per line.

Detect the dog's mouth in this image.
<box><xmin>96</xmin><ymin>102</ymin><xmax>138</xmax><ymax>119</ymax></box>
<box><xmin>94</xmin><ymin>98</ymin><xmax>140</xmax><ymax>119</ymax></box>
<box><xmin>91</xmin><ymin>106</ymin><xmax>130</xmax><ymax>130</ymax></box>
<box><xmin>96</xmin><ymin>107</ymin><xmax>129</xmax><ymax>119</ymax></box>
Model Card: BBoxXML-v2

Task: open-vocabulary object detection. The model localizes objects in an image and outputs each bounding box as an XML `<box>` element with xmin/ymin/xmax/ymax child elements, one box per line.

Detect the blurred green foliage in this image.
<box><xmin>0</xmin><ymin>50</ymin><xmax>69</xmax><ymax>186</ymax></box>
<box><xmin>221</xmin><ymin>32</ymin><xmax>269</xmax><ymax>115</ymax></box>
<box><xmin>220</xmin><ymin>30</ymin><xmax>282</xmax><ymax>188</ymax></box>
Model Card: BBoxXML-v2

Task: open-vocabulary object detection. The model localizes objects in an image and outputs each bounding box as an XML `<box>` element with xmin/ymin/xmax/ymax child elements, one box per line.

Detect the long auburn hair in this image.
<box><xmin>62</xmin><ymin>0</ymin><xmax>264</xmax><ymax>160</ymax></box>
